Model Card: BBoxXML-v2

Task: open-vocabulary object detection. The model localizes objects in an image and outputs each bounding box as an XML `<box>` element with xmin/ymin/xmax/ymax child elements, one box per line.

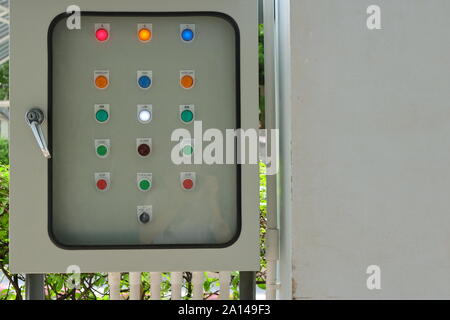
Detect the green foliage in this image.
<box><xmin>0</xmin><ymin>165</ymin><xmax>25</xmax><ymax>300</ymax></box>
<box><xmin>44</xmin><ymin>273</ymin><xmax>108</xmax><ymax>300</ymax></box>
<box><xmin>231</xmin><ymin>271</ymin><xmax>240</xmax><ymax>299</ymax></box>
<box><xmin>259</xmin><ymin>24</ymin><xmax>266</xmax><ymax>128</ymax></box>
<box><xmin>259</xmin><ymin>24</ymin><xmax>265</xmax><ymax>86</ymax></box>
<box><xmin>0</xmin><ymin>139</ymin><xmax>8</xmax><ymax>165</ymax></box>
<box><xmin>0</xmin><ymin>62</ymin><xmax>8</xmax><ymax>101</ymax></box>
<box><xmin>258</xmin><ymin>163</ymin><xmax>268</xmax><ymax>290</ymax></box>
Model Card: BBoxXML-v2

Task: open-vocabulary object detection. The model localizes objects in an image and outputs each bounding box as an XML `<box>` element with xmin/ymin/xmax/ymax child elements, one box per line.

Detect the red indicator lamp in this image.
<box><xmin>183</xmin><ymin>179</ymin><xmax>194</xmax><ymax>190</ymax></box>
<box><xmin>96</xmin><ymin>179</ymin><xmax>108</xmax><ymax>191</ymax></box>
<box><xmin>138</xmin><ymin>143</ymin><xmax>151</xmax><ymax>157</ymax></box>
<box><xmin>96</xmin><ymin>28</ymin><xmax>109</xmax><ymax>42</ymax></box>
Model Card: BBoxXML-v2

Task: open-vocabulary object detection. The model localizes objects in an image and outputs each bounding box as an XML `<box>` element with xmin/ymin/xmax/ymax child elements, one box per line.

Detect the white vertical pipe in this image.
<box><xmin>192</xmin><ymin>272</ymin><xmax>204</xmax><ymax>300</ymax></box>
<box><xmin>219</xmin><ymin>272</ymin><xmax>231</xmax><ymax>300</ymax></box>
<box><xmin>171</xmin><ymin>272</ymin><xmax>183</xmax><ymax>300</ymax></box>
<box><xmin>129</xmin><ymin>272</ymin><xmax>141</xmax><ymax>300</ymax></box>
<box><xmin>275</xmin><ymin>0</ymin><xmax>293</xmax><ymax>300</ymax></box>
<box><xmin>266</xmin><ymin>228</ymin><xmax>279</xmax><ymax>300</ymax></box>
<box><xmin>264</xmin><ymin>0</ymin><xmax>280</xmax><ymax>301</ymax></box>
<box><xmin>150</xmin><ymin>272</ymin><xmax>162</xmax><ymax>300</ymax></box>
<box><xmin>108</xmin><ymin>272</ymin><xmax>121</xmax><ymax>300</ymax></box>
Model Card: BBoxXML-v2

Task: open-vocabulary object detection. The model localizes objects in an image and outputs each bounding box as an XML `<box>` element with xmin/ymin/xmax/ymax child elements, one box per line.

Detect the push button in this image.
<box><xmin>95</xmin><ymin>139</ymin><xmax>110</xmax><ymax>158</ymax></box>
<box><xmin>95</xmin><ymin>104</ymin><xmax>110</xmax><ymax>124</ymax></box>
<box><xmin>137</xmin><ymin>173</ymin><xmax>153</xmax><ymax>192</ymax></box>
<box><xmin>137</xmin><ymin>105</ymin><xmax>153</xmax><ymax>124</ymax></box>
<box><xmin>183</xmin><ymin>145</ymin><xmax>193</xmax><ymax>156</ymax></box>
<box><xmin>137</xmin><ymin>138</ymin><xmax>152</xmax><ymax>157</ymax></box>
<box><xmin>96</xmin><ymin>109</ymin><xmax>109</xmax><ymax>122</ymax></box>
<box><xmin>180</xmin><ymin>105</ymin><xmax>195</xmax><ymax>124</ymax></box>
<box><xmin>138</xmin><ymin>75</ymin><xmax>152</xmax><ymax>89</ymax></box>
<box><xmin>180</xmin><ymin>71</ymin><xmax>195</xmax><ymax>89</ymax></box>
<box><xmin>137</xmin><ymin>206</ymin><xmax>153</xmax><ymax>224</ymax></box>
<box><xmin>96</xmin><ymin>28</ymin><xmax>109</xmax><ymax>42</ymax></box>
<box><xmin>95</xmin><ymin>172</ymin><xmax>110</xmax><ymax>192</ymax></box>
<box><xmin>94</xmin><ymin>71</ymin><xmax>110</xmax><ymax>89</ymax></box>
<box><xmin>95</xmin><ymin>76</ymin><xmax>108</xmax><ymax>89</ymax></box>
<box><xmin>180</xmin><ymin>139</ymin><xmax>194</xmax><ymax>157</ymax></box>
<box><xmin>137</xmin><ymin>71</ymin><xmax>153</xmax><ymax>89</ymax></box>
<box><xmin>181</xmin><ymin>29</ymin><xmax>194</xmax><ymax>41</ymax></box>
<box><xmin>180</xmin><ymin>24</ymin><xmax>195</xmax><ymax>42</ymax></box>
<box><xmin>97</xmin><ymin>179</ymin><xmax>108</xmax><ymax>190</ymax></box>
<box><xmin>181</xmin><ymin>172</ymin><xmax>196</xmax><ymax>191</ymax></box>
<box><xmin>181</xmin><ymin>110</ymin><xmax>193</xmax><ymax>123</ymax></box>
<box><xmin>180</xmin><ymin>75</ymin><xmax>194</xmax><ymax>89</ymax></box>
<box><xmin>95</xmin><ymin>24</ymin><xmax>110</xmax><ymax>42</ymax></box>
<box><xmin>183</xmin><ymin>179</ymin><xmax>194</xmax><ymax>190</ymax></box>
<box><xmin>140</xmin><ymin>180</ymin><xmax>151</xmax><ymax>191</ymax></box>
<box><xmin>137</xmin><ymin>24</ymin><xmax>153</xmax><ymax>42</ymax></box>
<box><xmin>139</xmin><ymin>212</ymin><xmax>151</xmax><ymax>224</ymax></box>
<box><xmin>97</xmin><ymin>145</ymin><xmax>108</xmax><ymax>156</ymax></box>
<box><xmin>138</xmin><ymin>144</ymin><xmax>151</xmax><ymax>157</ymax></box>
<box><xmin>138</xmin><ymin>28</ymin><xmax>152</xmax><ymax>42</ymax></box>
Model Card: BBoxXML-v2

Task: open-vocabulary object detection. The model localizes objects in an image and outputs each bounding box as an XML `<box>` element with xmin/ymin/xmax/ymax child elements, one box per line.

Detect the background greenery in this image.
<box><xmin>0</xmin><ymin>62</ymin><xmax>9</xmax><ymax>101</ymax></box>
<box><xmin>0</xmin><ymin>25</ymin><xmax>268</xmax><ymax>300</ymax></box>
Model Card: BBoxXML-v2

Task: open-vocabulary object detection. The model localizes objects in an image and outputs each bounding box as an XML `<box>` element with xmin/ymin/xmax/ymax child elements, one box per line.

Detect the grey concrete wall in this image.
<box><xmin>281</xmin><ymin>0</ymin><xmax>450</xmax><ymax>299</ymax></box>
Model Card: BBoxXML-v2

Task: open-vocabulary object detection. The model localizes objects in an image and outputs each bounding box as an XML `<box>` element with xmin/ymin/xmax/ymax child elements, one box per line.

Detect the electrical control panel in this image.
<box><xmin>10</xmin><ymin>0</ymin><xmax>259</xmax><ymax>273</ymax></box>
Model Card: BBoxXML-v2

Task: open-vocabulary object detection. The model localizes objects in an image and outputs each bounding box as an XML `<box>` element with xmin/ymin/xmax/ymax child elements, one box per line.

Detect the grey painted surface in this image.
<box><xmin>283</xmin><ymin>0</ymin><xmax>450</xmax><ymax>299</ymax></box>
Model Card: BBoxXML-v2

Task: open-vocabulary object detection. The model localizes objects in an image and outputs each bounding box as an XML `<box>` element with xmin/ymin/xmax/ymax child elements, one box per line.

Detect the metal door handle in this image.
<box><xmin>25</xmin><ymin>108</ymin><xmax>51</xmax><ymax>159</ymax></box>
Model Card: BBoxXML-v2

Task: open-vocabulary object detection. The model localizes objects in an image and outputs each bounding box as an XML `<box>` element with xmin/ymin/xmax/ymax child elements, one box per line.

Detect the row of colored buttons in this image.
<box><xmin>95</xmin><ymin>139</ymin><xmax>152</xmax><ymax>158</ymax></box>
<box><xmin>95</xmin><ymin>139</ymin><xmax>193</xmax><ymax>158</ymax></box>
<box><xmin>94</xmin><ymin>105</ymin><xmax>195</xmax><ymax>125</ymax></box>
<box><xmin>94</xmin><ymin>139</ymin><xmax>154</xmax><ymax>158</ymax></box>
<box><xmin>96</xmin><ymin>174</ymin><xmax>152</xmax><ymax>191</ymax></box>
<box><xmin>95</xmin><ymin>140</ymin><xmax>151</xmax><ymax>158</ymax></box>
<box><xmin>94</xmin><ymin>70</ymin><xmax>195</xmax><ymax>90</ymax></box>
<box><xmin>95</xmin><ymin>172</ymin><xmax>196</xmax><ymax>192</ymax></box>
<box><xmin>95</xmin><ymin>23</ymin><xmax>195</xmax><ymax>43</ymax></box>
<box><xmin>95</xmin><ymin>173</ymin><xmax>153</xmax><ymax>192</ymax></box>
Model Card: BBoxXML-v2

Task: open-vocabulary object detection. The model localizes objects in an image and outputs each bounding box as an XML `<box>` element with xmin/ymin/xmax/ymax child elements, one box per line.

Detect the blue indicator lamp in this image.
<box><xmin>138</xmin><ymin>75</ymin><xmax>152</xmax><ymax>89</ymax></box>
<box><xmin>181</xmin><ymin>28</ymin><xmax>194</xmax><ymax>42</ymax></box>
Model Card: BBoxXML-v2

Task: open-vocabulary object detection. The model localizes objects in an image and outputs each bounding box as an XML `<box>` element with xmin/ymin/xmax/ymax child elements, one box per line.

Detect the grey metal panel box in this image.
<box><xmin>10</xmin><ymin>0</ymin><xmax>259</xmax><ymax>273</ymax></box>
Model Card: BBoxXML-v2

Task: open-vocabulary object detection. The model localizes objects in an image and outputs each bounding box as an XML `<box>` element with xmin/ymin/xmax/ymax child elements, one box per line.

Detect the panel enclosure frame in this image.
<box><xmin>10</xmin><ymin>0</ymin><xmax>259</xmax><ymax>273</ymax></box>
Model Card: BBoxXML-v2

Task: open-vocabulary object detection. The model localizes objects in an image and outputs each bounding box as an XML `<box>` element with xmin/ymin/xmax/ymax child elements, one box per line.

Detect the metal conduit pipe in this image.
<box><xmin>129</xmin><ymin>272</ymin><xmax>141</xmax><ymax>300</ymax></box>
<box><xmin>219</xmin><ymin>272</ymin><xmax>231</xmax><ymax>300</ymax></box>
<box><xmin>264</xmin><ymin>0</ymin><xmax>280</xmax><ymax>300</ymax></box>
<box><xmin>171</xmin><ymin>272</ymin><xmax>183</xmax><ymax>300</ymax></box>
<box><xmin>108</xmin><ymin>272</ymin><xmax>121</xmax><ymax>300</ymax></box>
<box><xmin>192</xmin><ymin>272</ymin><xmax>204</xmax><ymax>300</ymax></box>
<box><xmin>150</xmin><ymin>272</ymin><xmax>162</xmax><ymax>300</ymax></box>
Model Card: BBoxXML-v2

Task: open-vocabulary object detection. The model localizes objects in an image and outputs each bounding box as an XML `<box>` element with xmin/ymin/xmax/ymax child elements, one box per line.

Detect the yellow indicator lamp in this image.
<box><xmin>138</xmin><ymin>28</ymin><xmax>152</xmax><ymax>42</ymax></box>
